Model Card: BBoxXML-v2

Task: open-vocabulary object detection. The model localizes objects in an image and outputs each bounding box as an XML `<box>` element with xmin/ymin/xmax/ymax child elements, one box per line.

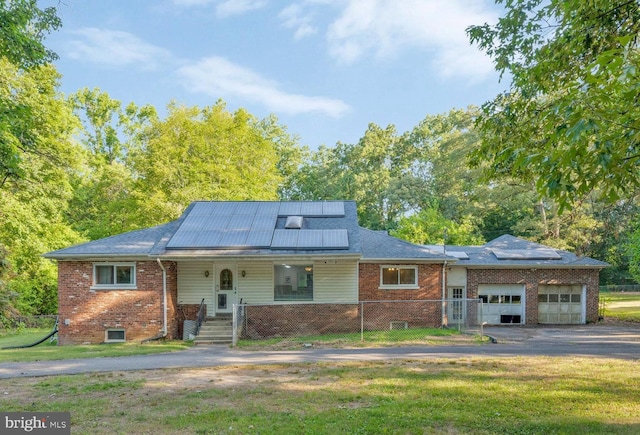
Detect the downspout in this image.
<box><xmin>442</xmin><ymin>261</ymin><xmax>447</xmax><ymax>327</ymax></box>
<box><xmin>156</xmin><ymin>258</ymin><xmax>167</xmax><ymax>337</ymax></box>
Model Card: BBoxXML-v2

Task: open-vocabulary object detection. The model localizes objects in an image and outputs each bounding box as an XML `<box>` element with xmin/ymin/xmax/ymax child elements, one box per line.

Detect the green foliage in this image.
<box><xmin>0</xmin><ymin>0</ymin><xmax>61</xmax><ymax>69</ymax></box>
<box><xmin>468</xmin><ymin>0</ymin><xmax>640</xmax><ymax>208</ymax></box>
<box><xmin>67</xmin><ymin>88</ymin><xmax>157</xmax><ymax>239</ymax></box>
<box><xmin>131</xmin><ymin>101</ymin><xmax>284</xmax><ymax>225</ymax></box>
<box><xmin>391</xmin><ymin>207</ymin><xmax>484</xmax><ymax>246</ymax></box>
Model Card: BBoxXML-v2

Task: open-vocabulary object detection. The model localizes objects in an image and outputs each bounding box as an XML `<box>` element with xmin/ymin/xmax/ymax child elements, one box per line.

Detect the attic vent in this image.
<box><xmin>285</xmin><ymin>216</ymin><xmax>303</xmax><ymax>229</ymax></box>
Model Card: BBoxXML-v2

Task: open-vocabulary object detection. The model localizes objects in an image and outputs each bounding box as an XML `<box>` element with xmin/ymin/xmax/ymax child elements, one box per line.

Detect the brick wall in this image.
<box><xmin>57</xmin><ymin>260</ymin><xmax>178</xmax><ymax>345</ymax></box>
<box><xmin>467</xmin><ymin>268</ymin><xmax>600</xmax><ymax>324</ymax></box>
<box><xmin>358</xmin><ymin>263</ymin><xmax>443</xmax><ymax>327</ymax></box>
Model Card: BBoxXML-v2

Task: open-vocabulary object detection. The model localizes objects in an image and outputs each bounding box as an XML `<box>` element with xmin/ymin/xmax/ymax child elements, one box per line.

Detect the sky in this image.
<box><xmin>42</xmin><ymin>0</ymin><xmax>508</xmax><ymax>150</ymax></box>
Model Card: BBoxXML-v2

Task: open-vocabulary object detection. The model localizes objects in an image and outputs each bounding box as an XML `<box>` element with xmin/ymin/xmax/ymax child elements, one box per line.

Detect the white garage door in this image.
<box><xmin>478</xmin><ymin>284</ymin><xmax>525</xmax><ymax>325</ymax></box>
<box><xmin>538</xmin><ymin>285</ymin><xmax>584</xmax><ymax>324</ymax></box>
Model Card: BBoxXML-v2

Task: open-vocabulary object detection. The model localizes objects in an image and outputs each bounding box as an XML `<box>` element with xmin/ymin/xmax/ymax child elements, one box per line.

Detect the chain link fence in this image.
<box><xmin>232</xmin><ymin>299</ymin><xmax>483</xmax><ymax>345</ymax></box>
<box><xmin>0</xmin><ymin>314</ymin><xmax>58</xmax><ymax>330</ymax></box>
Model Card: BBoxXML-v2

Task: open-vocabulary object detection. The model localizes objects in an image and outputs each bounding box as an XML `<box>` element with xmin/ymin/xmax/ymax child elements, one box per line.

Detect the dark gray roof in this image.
<box><xmin>44</xmin><ymin>221</ymin><xmax>181</xmax><ymax>259</ymax></box>
<box><xmin>427</xmin><ymin>234</ymin><xmax>608</xmax><ymax>268</ymax></box>
<box><xmin>45</xmin><ymin>201</ymin><xmax>362</xmax><ymax>259</ymax></box>
<box><xmin>359</xmin><ymin>228</ymin><xmax>453</xmax><ymax>261</ymax></box>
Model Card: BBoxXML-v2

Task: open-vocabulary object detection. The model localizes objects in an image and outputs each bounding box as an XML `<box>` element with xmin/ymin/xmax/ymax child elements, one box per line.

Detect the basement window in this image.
<box><xmin>105</xmin><ymin>329</ymin><xmax>126</xmax><ymax>342</ymax></box>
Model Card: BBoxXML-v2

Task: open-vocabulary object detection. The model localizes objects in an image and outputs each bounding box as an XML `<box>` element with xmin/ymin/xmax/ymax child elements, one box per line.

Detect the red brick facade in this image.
<box><xmin>56</xmin><ymin>260</ymin><xmax>601</xmax><ymax>344</ymax></box>
<box><xmin>466</xmin><ymin>268</ymin><xmax>600</xmax><ymax>324</ymax></box>
<box><xmin>57</xmin><ymin>260</ymin><xmax>179</xmax><ymax>344</ymax></box>
<box><xmin>358</xmin><ymin>263</ymin><xmax>443</xmax><ymax>301</ymax></box>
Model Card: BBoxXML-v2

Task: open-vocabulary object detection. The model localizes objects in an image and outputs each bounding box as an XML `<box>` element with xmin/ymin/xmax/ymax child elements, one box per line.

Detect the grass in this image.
<box><xmin>1</xmin><ymin>357</ymin><xmax>638</xmax><ymax>434</ymax></box>
<box><xmin>236</xmin><ymin>327</ymin><xmax>477</xmax><ymax>349</ymax></box>
<box><xmin>602</xmin><ymin>292</ymin><xmax>640</xmax><ymax>322</ymax></box>
<box><xmin>0</xmin><ymin>328</ymin><xmax>192</xmax><ymax>363</ymax></box>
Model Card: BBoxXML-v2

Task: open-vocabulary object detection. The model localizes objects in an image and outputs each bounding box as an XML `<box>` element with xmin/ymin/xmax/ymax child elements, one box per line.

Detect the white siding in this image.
<box><xmin>237</xmin><ymin>262</ymin><xmax>273</xmax><ymax>304</ymax></box>
<box><xmin>313</xmin><ymin>260</ymin><xmax>358</xmax><ymax>303</ymax></box>
<box><xmin>177</xmin><ymin>262</ymin><xmax>214</xmax><ymax>312</ymax></box>
<box><xmin>178</xmin><ymin>259</ymin><xmax>358</xmax><ymax>306</ymax></box>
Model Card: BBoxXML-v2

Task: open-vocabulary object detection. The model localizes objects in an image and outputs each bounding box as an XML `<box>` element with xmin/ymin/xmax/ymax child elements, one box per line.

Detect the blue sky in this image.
<box><xmin>43</xmin><ymin>0</ymin><xmax>507</xmax><ymax>149</ymax></box>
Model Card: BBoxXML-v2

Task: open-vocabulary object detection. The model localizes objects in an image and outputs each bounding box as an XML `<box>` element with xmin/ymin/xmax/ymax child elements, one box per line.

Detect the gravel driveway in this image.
<box><xmin>0</xmin><ymin>323</ymin><xmax>638</xmax><ymax>379</ymax></box>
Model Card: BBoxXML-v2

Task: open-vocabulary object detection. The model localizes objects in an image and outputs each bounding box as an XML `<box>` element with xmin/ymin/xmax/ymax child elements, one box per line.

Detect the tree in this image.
<box><xmin>0</xmin><ymin>0</ymin><xmax>61</xmax><ymax>69</ymax></box>
<box><xmin>391</xmin><ymin>206</ymin><xmax>484</xmax><ymax>246</ymax></box>
<box><xmin>67</xmin><ymin>88</ymin><xmax>157</xmax><ymax>239</ymax></box>
<box><xmin>131</xmin><ymin>101</ymin><xmax>284</xmax><ymax>225</ymax></box>
<box><xmin>0</xmin><ymin>0</ymin><xmax>62</xmax><ymax>187</ymax></box>
<box><xmin>468</xmin><ymin>0</ymin><xmax>640</xmax><ymax>208</ymax></box>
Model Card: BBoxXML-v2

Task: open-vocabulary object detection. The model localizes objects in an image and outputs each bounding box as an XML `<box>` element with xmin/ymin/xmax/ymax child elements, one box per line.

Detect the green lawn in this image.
<box><xmin>236</xmin><ymin>327</ymin><xmax>476</xmax><ymax>349</ymax></box>
<box><xmin>0</xmin><ymin>328</ymin><xmax>192</xmax><ymax>363</ymax></box>
<box><xmin>1</xmin><ymin>357</ymin><xmax>638</xmax><ymax>434</ymax></box>
<box><xmin>602</xmin><ymin>292</ymin><xmax>640</xmax><ymax>322</ymax></box>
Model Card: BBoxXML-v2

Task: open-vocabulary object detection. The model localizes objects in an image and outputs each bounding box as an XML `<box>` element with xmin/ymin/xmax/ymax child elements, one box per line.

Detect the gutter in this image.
<box><xmin>156</xmin><ymin>258</ymin><xmax>168</xmax><ymax>337</ymax></box>
<box><xmin>442</xmin><ymin>261</ymin><xmax>447</xmax><ymax>327</ymax></box>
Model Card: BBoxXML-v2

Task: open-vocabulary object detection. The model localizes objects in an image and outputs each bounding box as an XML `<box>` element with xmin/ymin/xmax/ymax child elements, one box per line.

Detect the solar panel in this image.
<box><xmin>219</xmin><ymin>230</ymin><xmax>250</xmax><ymax>247</ymax></box>
<box><xmin>297</xmin><ymin>230</ymin><xmax>323</xmax><ymax>248</ymax></box>
<box><xmin>235</xmin><ymin>201</ymin><xmax>259</xmax><ymax>215</ymax></box>
<box><xmin>256</xmin><ymin>202</ymin><xmax>280</xmax><ymax>215</ymax></box>
<box><xmin>322</xmin><ymin>229</ymin><xmax>349</xmax><ymax>248</ymax></box>
<box><xmin>300</xmin><ymin>202</ymin><xmax>323</xmax><ymax>216</ymax></box>
<box><xmin>211</xmin><ymin>202</ymin><xmax>237</xmax><ymax>215</ymax></box>
<box><xmin>191</xmin><ymin>231</ymin><xmax>224</xmax><ymax>248</ymax></box>
<box><xmin>233</xmin><ymin>214</ymin><xmax>254</xmax><ymax>230</ymax></box>
<box><xmin>166</xmin><ymin>231</ymin><xmax>200</xmax><ymax>248</ymax></box>
<box><xmin>271</xmin><ymin>229</ymin><xmax>298</xmax><ymax>248</ymax></box>
<box><xmin>251</xmin><ymin>214</ymin><xmax>277</xmax><ymax>230</ymax></box>
<box><xmin>278</xmin><ymin>202</ymin><xmax>301</xmax><ymax>216</ymax></box>
<box><xmin>322</xmin><ymin>201</ymin><xmax>345</xmax><ymax>216</ymax></box>
<box><xmin>190</xmin><ymin>202</ymin><xmax>216</xmax><ymax>215</ymax></box>
<box><xmin>491</xmin><ymin>248</ymin><xmax>561</xmax><ymax>260</ymax></box>
<box><xmin>168</xmin><ymin>201</ymin><xmax>350</xmax><ymax>250</ymax></box>
<box><xmin>245</xmin><ymin>230</ymin><xmax>273</xmax><ymax>248</ymax></box>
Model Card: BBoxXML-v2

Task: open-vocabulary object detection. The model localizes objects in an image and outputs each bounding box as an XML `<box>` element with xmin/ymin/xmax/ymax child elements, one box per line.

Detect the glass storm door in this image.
<box><xmin>215</xmin><ymin>265</ymin><xmax>237</xmax><ymax>315</ymax></box>
<box><xmin>448</xmin><ymin>287</ymin><xmax>466</xmax><ymax>324</ymax></box>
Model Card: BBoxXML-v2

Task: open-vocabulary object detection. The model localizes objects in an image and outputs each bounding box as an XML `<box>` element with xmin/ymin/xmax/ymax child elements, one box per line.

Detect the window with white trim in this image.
<box><xmin>380</xmin><ymin>266</ymin><xmax>418</xmax><ymax>288</ymax></box>
<box><xmin>92</xmin><ymin>263</ymin><xmax>136</xmax><ymax>289</ymax></box>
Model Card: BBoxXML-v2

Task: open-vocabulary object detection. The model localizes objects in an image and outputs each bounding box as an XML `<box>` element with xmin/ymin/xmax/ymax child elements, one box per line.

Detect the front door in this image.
<box><xmin>215</xmin><ymin>264</ymin><xmax>237</xmax><ymax>315</ymax></box>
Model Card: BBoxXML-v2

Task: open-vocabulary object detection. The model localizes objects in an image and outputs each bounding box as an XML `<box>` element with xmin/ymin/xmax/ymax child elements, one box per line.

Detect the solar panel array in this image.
<box><xmin>491</xmin><ymin>248</ymin><xmax>561</xmax><ymax>260</ymax></box>
<box><xmin>166</xmin><ymin>201</ymin><xmax>349</xmax><ymax>250</ymax></box>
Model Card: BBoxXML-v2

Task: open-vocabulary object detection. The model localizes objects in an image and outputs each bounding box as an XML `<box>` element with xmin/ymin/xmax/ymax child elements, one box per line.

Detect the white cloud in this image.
<box><xmin>177</xmin><ymin>56</ymin><xmax>351</xmax><ymax>117</ymax></box>
<box><xmin>283</xmin><ymin>0</ymin><xmax>498</xmax><ymax>81</ymax></box>
<box><xmin>217</xmin><ymin>0</ymin><xmax>267</xmax><ymax>17</ymax></box>
<box><xmin>279</xmin><ymin>4</ymin><xmax>318</xmax><ymax>40</ymax></box>
<box><xmin>67</xmin><ymin>28</ymin><xmax>173</xmax><ymax>70</ymax></box>
<box><xmin>171</xmin><ymin>0</ymin><xmax>266</xmax><ymax>17</ymax></box>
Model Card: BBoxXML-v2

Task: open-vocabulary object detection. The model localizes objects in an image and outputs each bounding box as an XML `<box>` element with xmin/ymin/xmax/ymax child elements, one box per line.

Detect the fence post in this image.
<box><xmin>232</xmin><ymin>304</ymin><xmax>238</xmax><ymax>347</ymax></box>
<box><xmin>360</xmin><ymin>301</ymin><xmax>364</xmax><ymax>342</ymax></box>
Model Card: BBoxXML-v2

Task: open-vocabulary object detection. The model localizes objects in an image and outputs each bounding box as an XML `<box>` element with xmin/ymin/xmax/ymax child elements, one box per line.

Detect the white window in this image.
<box><xmin>274</xmin><ymin>264</ymin><xmax>313</xmax><ymax>301</ymax></box>
<box><xmin>92</xmin><ymin>263</ymin><xmax>136</xmax><ymax>289</ymax></box>
<box><xmin>380</xmin><ymin>266</ymin><xmax>418</xmax><ymax>289</ymax></box>
<box><xmin>105</xmin><ymin>329</ymin><xmax>126</xmax><ymax>342</ymax></box>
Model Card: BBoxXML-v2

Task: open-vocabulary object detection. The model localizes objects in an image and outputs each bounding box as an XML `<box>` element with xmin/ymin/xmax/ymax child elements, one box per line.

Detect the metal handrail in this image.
<box><xmin>194</xmin><ymin>298</ymin><xmax>206</xmax><ymax>336</ymax></box>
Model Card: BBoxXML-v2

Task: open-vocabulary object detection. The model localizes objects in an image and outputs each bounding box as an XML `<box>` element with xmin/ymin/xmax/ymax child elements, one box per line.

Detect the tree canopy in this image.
<box><xmin>467</xmin><ymin>0</ymin><xmax>640</xmax><ymax>208</ymax></box>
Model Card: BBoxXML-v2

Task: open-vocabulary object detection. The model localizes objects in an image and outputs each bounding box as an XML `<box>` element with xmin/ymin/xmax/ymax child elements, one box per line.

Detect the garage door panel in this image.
<box><xmin>478</xmin><ymin>284</ymin><xmax>525</xmax><ymax>325</ymax></box>
<box><xmin>538</xmin><ymin>285</ymin><xmax>584</xmax><ymax>324</ymax></box>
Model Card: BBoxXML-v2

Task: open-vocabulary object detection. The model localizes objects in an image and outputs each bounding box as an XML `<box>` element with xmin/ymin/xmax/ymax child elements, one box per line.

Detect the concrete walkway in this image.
<box><xmin>1</xmin><ymin>324</ymin><xmax>638</xmax><ymax>379</ymax></box>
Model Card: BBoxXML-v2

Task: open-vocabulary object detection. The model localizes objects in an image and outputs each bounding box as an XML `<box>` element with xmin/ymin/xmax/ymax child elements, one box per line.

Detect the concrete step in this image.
<box><xmin>194</xmin><ymin>317</ymin><xmax>233</xmax><ymax>344</ymax></box>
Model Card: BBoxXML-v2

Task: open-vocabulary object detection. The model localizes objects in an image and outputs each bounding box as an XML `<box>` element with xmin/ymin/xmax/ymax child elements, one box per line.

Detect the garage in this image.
<box><xmin>538</xmin><ymin>285</ymin><xmax>584</xmax><ymax>324</ymax></box>
<box><xmin>478</xmin><ymin>284</ymin><xmax>525</xmax><ymax>325</ymax></box>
